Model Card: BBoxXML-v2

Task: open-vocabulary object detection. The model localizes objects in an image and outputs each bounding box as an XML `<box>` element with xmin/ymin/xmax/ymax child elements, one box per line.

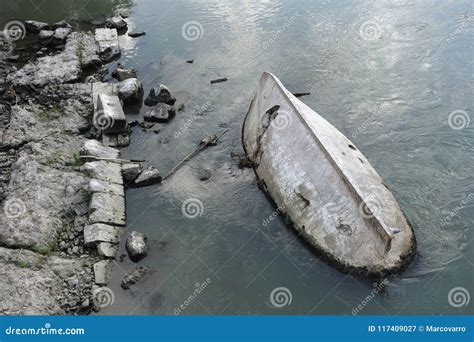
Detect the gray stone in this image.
<box><xmin>78</xmin><ymin>32</ymin><xmax>101</xmax><ymax>68</ymax></box>
<box><xmin>88</xmin><ymin>192</ymin><xmax>126</xmax><ymax>226</ymax></box>
<box><xmin>105</xmin><ymin>16</ymin><xmax>128</xmax><ymax>30</ymax></box>
<box><xmin>80</xmin><ymin>139</ymin><xmax>120</xmax><ymax>160</ymax></box>
<box><xmin>112</xmin><ymin>66</ymin><xmax>137</xmax><ymax>81</ymax></box>
<box><xmin>95</xmin><ymin>28</ymin><xmax>120</xmax><ymax>61</ymax></box>
<box><xmin>83</xmin><ymin>223</ymin><xmax>124</xmax><ymax>246</ymax></box>
<box><xmin>144</xmin><ymin>84</ymin><xmax>176</xmax><ymax>106</ymax></box>
<box><xmin>52</xmin><ymin>27</ymin><xmax>72</xmax><ymax>45</ymax></box>
<box><xmin>52</xmin><ymin>20</ymin><xmax>72</xmax><ymax>30</ymax></box>
<box><xmin>118</xmin><ymin>78</ymin><xmax>143</xmax><ymax>102</ymax></box>
<box><xmin>38</xmin><ymin>30</ymin><xmax>54</xmax><ymax>44</ymax></box>
<box><xmin>25</xmin><ymin>20</ymin><xmax>49</xmax><ymax>32</ymax></box>
<box><xmin>89</xmin><ymin>178</ymin><xmax>124</xmax><ymax>197</ymax></box>
<box><xmin>96</xmin><ymin>94</ymin><xmax>127</xmax><ymax>134</ymax></box>
<box><xmin>126</xmin><ymin>231</ymin><xmax>148</xmax><ymax>262</ymax></box>
<box><xmin>134</xmin><ymin>166</ymin><xmax>162</xmax><ymax>187</ymax></box>
<box><xmin>144</xmin><ymin>103</ymin><xmax>175</xmax><ymax>122</ymax></box>
<box><xmin>93</xmin><ymin>260</ymin><xmax>113</xmax><ymax>285</ymax></box>
<box><xmin>121</xmin><ymin>266</ymin><xmax>150</xmax><ymax>290</ymax></box>
<box><xmin>8</xmin><ymin>32</ymin><xmax>89</xmax><ymax>87</ymax></box>
<box><xmin>81</xmin><ymin>161</ymin><xmax>123</xmax><ymax>185</ymax></box>
<box><xmin>122</xmin><ymin>163</ymin><xmax>141</xmax><ymax>183</ymax></box>
<box><xmin>97</xmin><ymin>242</ymin><xmax>119</xmax><ymax>258</ymax></box>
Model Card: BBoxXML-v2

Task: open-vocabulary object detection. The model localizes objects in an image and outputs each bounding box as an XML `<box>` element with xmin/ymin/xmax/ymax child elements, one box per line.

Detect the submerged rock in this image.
<box><xmin>144</xmin><ymin>103</ymin><xmax>175</xmax><ymax>122</ymax></box>
<box><xmin>118</xmin><ymin>78</ymin><xmax>143</xmax><ymax>102</ymax></box>
<box><xmin>121</xmin><ymin>266</ymin><xmax>150</xmax><ymax>289</ymax></box>
<box><xmin>128</xmin><ymin>31</ymin><xmax>146</xmax><ymax>38</ymax></box>
<box><xmin>126</xmin><ymin>231</ymin><xmax>148</xmax><ymax>262</ymax></box>
<box><xmin>134</xmin><ymin>165</ymin><xmax>162</xmax><ymax>187</ymax></box>
<box><xmin>112</xmin><ymin>65</ymin><xmax>137</xmax><ymax>81</ymax></box>
<box><xmin>144</xmin><ymin>84</ymin><xmax>176</xmax><ymax>106</ymax></box>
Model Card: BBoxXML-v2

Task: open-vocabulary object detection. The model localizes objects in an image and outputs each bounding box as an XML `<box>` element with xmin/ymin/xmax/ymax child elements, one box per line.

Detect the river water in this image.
<box><xmin>2</xmin><ymin>0</ymin><xmax>472</xmax><ymax>315</ymax></box>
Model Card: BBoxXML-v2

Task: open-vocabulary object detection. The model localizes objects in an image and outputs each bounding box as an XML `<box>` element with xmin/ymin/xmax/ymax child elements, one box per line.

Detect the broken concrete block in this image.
<box><xmin>84</xmin><ymin>223</ymin><xmax>124</xmax><ymax>246</ymax></box>
<box><xmin>80</xmin><ymin>139</ymin><xmax>120</xmax><ymax>160</ymax></box>
<box><xmin>95</xmin><ymin>94</ymin><xmax>127</xmax><ymax>134</ymax></box>
<box><xmin>94</xmin><ymin>260</ymin><xmax>113</xmax><ymax>285</ymax></box>
<box><xmin>97</xmin><ymin>242</ymin><xmax>119</xmax><ymax>258</ymax></box>
<box><xmin>144</xmin><ymin>103</ymin><xmax>175</xmax><ymax>122</ymax></box>
<box><xmin>134</xmin><ymin>166</ymin><xmax>162</xmax><ymax>187</ymax></box>
<box><xmin>25</xmin><ymin>20</ymin><xmax>49</xmax><ymax>32</ymax></box>
<box><xmin>88</xmin><ymin>192</ymin><xmax>126</xmax><ymax>226</ymax></box>
<box><xmin>81</xmin><ymin>161</ymin><xmax>123</xmax><ymax>185</ymax></box>
<box><xmin>95</xmin><ymin>28</ymin><xmax>120</xmax><ymax>61</ymax></box>
<box><xmin>88</xmin><ymin>178</ymin><xmax>124</xmax><ymax>197</ymax></box>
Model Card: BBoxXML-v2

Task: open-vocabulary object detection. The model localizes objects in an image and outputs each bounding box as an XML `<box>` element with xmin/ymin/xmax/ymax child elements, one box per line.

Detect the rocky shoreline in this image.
<box><xmin>0</xmin><ymin>15</ymin><xmax>156</xmax><ymax>314</ymax></box>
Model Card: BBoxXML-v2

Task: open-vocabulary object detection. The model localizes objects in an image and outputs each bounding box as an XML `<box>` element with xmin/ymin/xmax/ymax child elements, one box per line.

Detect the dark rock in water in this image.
<box><xmin>52</xmin><ymin>20</ymin><xmax>72</xmax><ymax>30</ymax></box>
<box><xmin>134</xmin><ymin>166</ymin><xmax>162</xmax><ymax>187</ymax></box>
<box><xmin>129</xmin><ymin>120</ymin><xmax>139</xmax><ymax>127</ymax></box>
<box><xmin>210</xmin><ymin>77</ymin><xmax>228</xmax><ymax>84</ymax></box>
<box><xmin>144</xmin><ymin>103</ymin><xmax>175</xmax><ymax>122</ymax></box>
<box><xmin>126</xmin><ymin>231</ymin><xmax>149</xmax><ymax>262</ymax></box>
<box><xmin>128</xmin><ymin>31</ymin><xmax>146</xmax><ymax>38</ymax></box>
<box><xmin>111</xmin><ymin>65</ymin><xmax>137</xmax><ymax>81</ymax></box>
<box><xmin>122</xmin><ymin>163</ymin><xmax>141</xmax><ymax>183</ymax></box>
<box><xmin>25</xmin><ymin>20</ymin><xmax>49</xmax><ymax>32</ymax></box>
<box><xmin>105</xmin><ymin>16</ymin><xmax>127</xmax><ymax>30</ymax></box>
<box><xmin>200</xmin><ymin>135</ymin><xmax>218</xmax><ymax>146</ymax></box>
<box><xmin>52</xmin><ymin>27</ymin><xmax>72</xmax><ymax>45</ymax></box>
<box><xmin>118</xmin><ymin>78</ymin><xmax>143</xmax><ymax>102</ymax></box>
<box><xmin>186</xmin><ymin>60</ymin><xmax>194</xmax><ymax>64</ymax></box>
<box><xmin>152</xmin><ymin>129</ymin><xmax>160</xmax><ymax>134</ymax></box>
<box><xmin>121</xmin><ymin>266</ymin><xmax>150</xmax><ymax>290</ymax></box>
<box><xmin>119</xmin><ymin>253</ymin><xmax>127</xmax><ymax>262</ymax></box>
<box><xmin>144</xmin><ymin>84</ymin><xmax>176</xmax><ymax>106</ymax></box>
<box><xmin>231</xmin><ymin>152</ymin><xmax>254</xmax><ymax>169</ymax></box>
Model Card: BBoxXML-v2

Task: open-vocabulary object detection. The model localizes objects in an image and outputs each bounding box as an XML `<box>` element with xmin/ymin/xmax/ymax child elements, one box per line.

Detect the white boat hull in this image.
<box><xmin>243</xmin><ymin>72</ymin><xmax>416</xmax><ymax>276</ymax></box>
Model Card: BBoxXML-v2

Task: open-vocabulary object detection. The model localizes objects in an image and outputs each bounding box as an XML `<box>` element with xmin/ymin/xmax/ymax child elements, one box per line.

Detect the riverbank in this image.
<box><xmin>0</xmin><ymin>15</ymin><xmax>144</xmax><ymax>314</ymax></box>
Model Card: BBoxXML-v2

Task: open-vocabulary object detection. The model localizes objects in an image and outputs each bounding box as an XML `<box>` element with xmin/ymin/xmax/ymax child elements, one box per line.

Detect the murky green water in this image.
<box><xmin>2</xmin><ymin>0</ymin><xmax>473</xmax><ymax>315</ymax></box>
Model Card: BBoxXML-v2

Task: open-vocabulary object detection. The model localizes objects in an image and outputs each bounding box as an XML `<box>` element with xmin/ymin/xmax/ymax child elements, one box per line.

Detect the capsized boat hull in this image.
<box><xmin>242</xmin><ymin>72</ymin><xmax>416</xmax><ymax>276</ymax></box>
